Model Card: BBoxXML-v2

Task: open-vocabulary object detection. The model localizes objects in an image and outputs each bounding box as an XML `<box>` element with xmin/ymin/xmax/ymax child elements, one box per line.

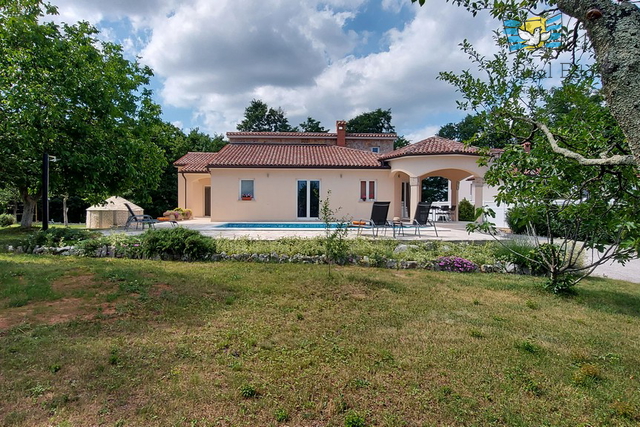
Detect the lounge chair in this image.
<box><xmin>408</xmin><ymin>202</ymin><xmax>438</xmax><ymax>237</ymax></box>
<box><xmin>352</xmin><ymin>201</ymin><xmax>391</xmax><ymax>237</ymax></box>
<box><xmin>124</xmin><ymin>203</ymin><xmax>159</xmax><ymax>231</ymax></box>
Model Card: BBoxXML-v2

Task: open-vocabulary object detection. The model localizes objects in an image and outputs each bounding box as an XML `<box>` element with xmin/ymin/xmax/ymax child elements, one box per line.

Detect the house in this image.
<box><xmin>174</xmin><ymin>121</ymin><xmax>497</xmax><ymax>223</ymax></box>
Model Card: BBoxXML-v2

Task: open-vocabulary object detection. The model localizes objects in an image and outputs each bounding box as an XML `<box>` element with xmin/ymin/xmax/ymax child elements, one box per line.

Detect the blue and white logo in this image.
<box><xmin>504</xmin><ymin>14</ymin><xmax>562</xmax><ymax>52</ymax></box>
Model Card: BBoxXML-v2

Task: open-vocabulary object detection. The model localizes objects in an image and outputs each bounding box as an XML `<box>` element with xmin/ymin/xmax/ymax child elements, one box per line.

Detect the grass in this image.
<box><xmin>1</xmin><ymin>254</ymin><xmax>639</xmax><ymax>426</ymax></box>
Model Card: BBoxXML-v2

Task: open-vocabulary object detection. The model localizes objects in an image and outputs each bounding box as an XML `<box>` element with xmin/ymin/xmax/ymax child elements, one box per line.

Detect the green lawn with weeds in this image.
<box><xmin>1</xmin><ymin>254</ymin><xmax>639</xmax><ymax>426</ymax></box>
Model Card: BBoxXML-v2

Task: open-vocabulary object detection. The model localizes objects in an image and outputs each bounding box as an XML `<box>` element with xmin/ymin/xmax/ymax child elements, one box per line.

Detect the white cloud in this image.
<box><xmin>48</xmin><ymin>0</ymin><xmax>500</xmax><ymax>136</ymax></box>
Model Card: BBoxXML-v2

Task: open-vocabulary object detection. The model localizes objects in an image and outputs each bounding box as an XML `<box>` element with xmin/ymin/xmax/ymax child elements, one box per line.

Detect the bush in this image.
<box><xmin>23</xmin><ymin>227</ymin><xmax>98</xmax><ymax>250</ymax></box>
<box><xmin>75</xmin><ymin>236</ymin><xmax>110</xmax><ymax>257</ymax></box>
<box><xmin>141</xmin><ymin>227</ymin><xmax>216</xmax><ymax>261</ymax></box>
<box><xmin>506</xmin><ymin>205</ymin><xmax>551</xmax><ymax>235</ymax></box>
<box><xmin>75</xmin><ymin>234</ymin><xmax>144</xmax><ymax>258</ymax></box>
<box><xmin>457</xmin><ymin>198</ymin><xmax>474</xmax><ymax>221</ymax></box>
<box><xmin>0</xmin><ymin>214</ymin><xmax>15</xmax><ymax>227</ymax></box>
<box><xmin>494</xmin><ymin>237</ymin><xmax>538</xmax><ymax>272</ymax></box>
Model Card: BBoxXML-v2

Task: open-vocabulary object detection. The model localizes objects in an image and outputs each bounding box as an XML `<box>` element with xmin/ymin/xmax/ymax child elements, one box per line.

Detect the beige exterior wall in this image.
<box><xmin>177</xmin><ymin>171</ymin><xmax>211</xmax><ymax>217</ymax></box>
<box><xmin>208</xmin><ymin>168</ymin><xmax>395</xmax><ymax>222</ymax></box>
<box><xmin>387</xmin><ymin>154</ymin><xmax>487</xmax><ymax>179</ymax></box>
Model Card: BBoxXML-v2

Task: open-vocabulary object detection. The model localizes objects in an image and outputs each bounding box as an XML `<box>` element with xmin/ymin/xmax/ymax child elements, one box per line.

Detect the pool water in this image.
<box><xmin>216</xmin><ymin>222</ymin><xmax>342</xmax><ymax>229</ymax></box>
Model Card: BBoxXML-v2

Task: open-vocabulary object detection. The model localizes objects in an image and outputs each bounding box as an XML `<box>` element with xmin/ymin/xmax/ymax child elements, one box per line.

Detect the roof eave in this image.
<box><xmin>382</xmin><ymin>152</ymin><xmax>482</xmax><ymax>161</ymax></box>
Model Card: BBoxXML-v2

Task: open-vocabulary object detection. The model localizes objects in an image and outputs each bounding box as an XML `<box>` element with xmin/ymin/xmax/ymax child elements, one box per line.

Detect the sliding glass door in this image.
<box><xmin>297</xmin><ymin>180</ymin><xmax>320</xmax><ymax>219</ymax></box>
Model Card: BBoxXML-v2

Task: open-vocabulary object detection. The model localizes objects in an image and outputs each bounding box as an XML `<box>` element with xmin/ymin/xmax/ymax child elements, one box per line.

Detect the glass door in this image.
<box><xmin>297</xmin><ymin>180</ymin><xmax>320</xmax><ymax>219</ymax></box>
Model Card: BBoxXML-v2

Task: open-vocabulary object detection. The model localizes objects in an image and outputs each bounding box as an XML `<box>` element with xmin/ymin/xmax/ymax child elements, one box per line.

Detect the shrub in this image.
<box><xmin>75</xmin><ymin>234</ymin><xmax>144</xmax><ymax>258</ymax></box>
<box><xmin>75</xmin><ymin>236</ymin><xmax>110</xmax><ymax>257</ymax></box>
<box><xmin>494</xmin><ymin>237</ymin><xmax>538</xmax><ymax>272</ymax></box>
<box><xmin>436</xmin><ymin>256</ymin><xmax>478</xmax><ymax>273</ymax></box>
<box><xmin>23</xmin><ymin>228</ymin><xmax>98</xmax><ymax>250</ymax></box>
<box><xmin>320</xmin><ymin>191</ymin><xmax>350</xmax><ymax>266</ymax></box>
<box><xmin>0</xmin><ymin>213</ymin><xmax>15</xmax><ymax>227</ymax></box>
<box><xmin>457</xmin><ymin>198</ymin><xmax>474</xmax><ymax>221</ymax></box>
<box><xmin>141</xmin><ymin>227</ymin><xmax>216</xmax><ymax>260</ymax></box>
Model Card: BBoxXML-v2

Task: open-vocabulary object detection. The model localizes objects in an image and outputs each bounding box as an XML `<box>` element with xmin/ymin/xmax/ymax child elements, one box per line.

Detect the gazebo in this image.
<box><xmin>85</xmin><ymin>197</ymin><xmax>143</xmax><ymax>229</ymax></box>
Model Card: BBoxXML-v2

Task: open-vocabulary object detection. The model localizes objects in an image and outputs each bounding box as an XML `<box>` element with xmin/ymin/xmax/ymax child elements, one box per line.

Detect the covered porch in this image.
<box><xmin>377</xmin><ymin>136</ymin><xmax>496</xmax><ymax>224</ymax></box>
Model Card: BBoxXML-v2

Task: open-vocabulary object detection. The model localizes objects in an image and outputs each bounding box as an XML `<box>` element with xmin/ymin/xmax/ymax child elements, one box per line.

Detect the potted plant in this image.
<box><xmin>163</xmin><ymin>210</ymin><xmax>181</xmax><ymax>221</ymax></box>
<box><xmin>241</xmin><ymin>194</ymin><xmax>253</xmax><ymax>201</ymax></box>
<box><xmin>162</xmin><ymin>208</ymin><xmax>193</xmax><ymax>221</ymax></box>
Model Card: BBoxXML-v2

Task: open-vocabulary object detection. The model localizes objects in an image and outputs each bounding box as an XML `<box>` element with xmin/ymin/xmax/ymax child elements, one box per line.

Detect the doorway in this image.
<box><xmin>297</xmin><ymin>180</ymin><xmax>320</xmax><ymax>219</ymax></box>
<box><xmin>204</xmin><ymin>186</ymin><xmax>211</xmax><ymax>217</ymax></box>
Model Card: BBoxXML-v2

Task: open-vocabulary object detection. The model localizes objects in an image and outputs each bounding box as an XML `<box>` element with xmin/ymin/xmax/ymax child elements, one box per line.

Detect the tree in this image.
<box><xmin>237</xmin><ymin>99</ymin><xmax>298</xmax><ymax>132</ymax></box>
<box><xmin>347</xmin><ymin>108</ymin><xmax>409</xmax><ymax>149</ymax></box>
<box><xmin>444</xmin><ymin>40</ymin><xmax>639</xmax><ymax>290</ymax></box>
<box><xmin>437</xmin><ymin>114</ymin><xmax>511</xmax><ymax>148</ymax></box>
<box><xmin>299</xmin><ymin>117</ymin><xmax>328</xmax><ymax>133</ymax></box>
<box><xmin>394</xmin><ymin>135</ymin><xmax>411</xmax><ymax>150</ymax></box>
<box><xmin>477</xmin><ymin>84</ymin><xmax>639</xmax><ymax>291</ymax></box>
<box><xmin>421</xmin><ymin>177</ymin><xmax>448</xmax><ymax>203</ymax></box>
<box><xmin>346</xmin><ymin>108</ymin><xmax>395</xmax><ymax>134</ymax></box>
<box><xmin>411</xmin><ymin>0</ymin><xmax>640</xmax><ymax>168</ymax></box>
<box><xmin>184</xmin><ymin>128</ymin><xmax>227</xmax><ymax>153</ymax></box>
<box><xmin>0</xmin><ymin>0</ymin><xmax>165</xmax><ymax>228</ymax></box>
<box><xmin>130</xmin><ymin>123</ymin><xmax>227</xmax><ymax>217</ymax></box>
<box><xmin>410</xmin><ymin>0</ymin><xmax>640</xmax><ymax>290</ymax></box>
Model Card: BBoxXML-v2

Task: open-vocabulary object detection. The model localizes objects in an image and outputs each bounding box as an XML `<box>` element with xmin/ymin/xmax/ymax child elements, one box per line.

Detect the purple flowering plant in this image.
<box><xmin>436</xmin><ymin>256</ymin><xmax>478</xmax><ymax>273</ymax></box>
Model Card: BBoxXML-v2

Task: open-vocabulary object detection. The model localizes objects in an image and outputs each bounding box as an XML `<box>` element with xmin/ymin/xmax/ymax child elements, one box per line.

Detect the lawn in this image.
<box><xmin>1</xmin><ymin>254</ymin><xmax>639</xmax><ymax>426</ymax></box>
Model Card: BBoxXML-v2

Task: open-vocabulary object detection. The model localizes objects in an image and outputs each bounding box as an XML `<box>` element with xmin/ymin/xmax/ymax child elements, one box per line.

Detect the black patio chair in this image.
<box><xmin>124</xmin><ymin>203</ymin><xmax>159</xmax><ymax>231</ymax></box>
<box><xmin>352</xmin><ymin>201</ymin><xmax>391</xmax><ymax>237</ymax></box>
<box><xmin>436</xmin><ymin>205</ymin><xmax>451</xmax><ymax>221</ymax></box>
<box><xmin>408</xmin><ymin>202</ymin><xmax>438</xmax><ymax>237</ymax></box>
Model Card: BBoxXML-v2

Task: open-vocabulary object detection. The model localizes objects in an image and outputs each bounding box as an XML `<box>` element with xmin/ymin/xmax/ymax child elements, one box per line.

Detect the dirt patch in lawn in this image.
<box><xmin>51</xmin><ymin>273</ymin><xmax>97</xmax><ymax>293</ymax></box>
<box><xmin>0</xmin><ymin>296</ymin><xmax>119</xmax><ymax>332</ymax></box>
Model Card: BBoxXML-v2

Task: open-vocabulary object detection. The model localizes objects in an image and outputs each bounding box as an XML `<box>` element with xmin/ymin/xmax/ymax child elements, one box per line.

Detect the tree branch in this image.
<box><xmin>524</xmin><ymin>119</ymin><xmax>637</xmax><ymax>166</ymax></box>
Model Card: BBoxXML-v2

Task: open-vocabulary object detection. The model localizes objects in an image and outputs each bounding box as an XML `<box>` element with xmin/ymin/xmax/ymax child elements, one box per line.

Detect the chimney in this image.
<box><xmin>336</xmin><ymin>120</ymin><xmax>346</xmax><ymax>147</ymax></box>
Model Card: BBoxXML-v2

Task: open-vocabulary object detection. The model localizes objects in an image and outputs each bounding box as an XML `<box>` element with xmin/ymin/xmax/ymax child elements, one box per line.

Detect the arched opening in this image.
<box><xmin>421</xmin><ymin>176</ymin><xmax>448</xmax><ymax>203</ymax></box>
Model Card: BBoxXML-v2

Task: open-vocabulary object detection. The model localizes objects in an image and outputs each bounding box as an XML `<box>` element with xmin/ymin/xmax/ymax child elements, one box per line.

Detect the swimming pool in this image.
<box><xmin>215</xmin><ymin>222</ymin><xmax>342</xmax><ymax>229</ymax></box>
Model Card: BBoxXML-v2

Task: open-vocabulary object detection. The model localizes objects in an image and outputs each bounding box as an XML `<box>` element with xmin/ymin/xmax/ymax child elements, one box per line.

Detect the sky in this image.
<box><xmin>46</xmin><ymin>0</ymin><xmax>513</xmax><ymax>142</ymax></box>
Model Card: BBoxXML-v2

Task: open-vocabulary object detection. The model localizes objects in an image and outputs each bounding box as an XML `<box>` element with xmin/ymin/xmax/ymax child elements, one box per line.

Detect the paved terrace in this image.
<box><xmin>112</xmin><ymin>218</ymin><xmax>501</xmax><ymax>242</ymax></box>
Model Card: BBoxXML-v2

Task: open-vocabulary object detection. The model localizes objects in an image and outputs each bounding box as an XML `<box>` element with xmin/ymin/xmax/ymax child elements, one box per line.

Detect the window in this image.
<box><xmin>240</xmin><ymin>179</ymin><xmax>254</xmax><ymax>200</ymax></box>
<box><xmin>360</xmin><ymin>180</ymin><xmax>376</xmax><ymax>201</ymax></box>
<box><xmin>371</xmin><ymin>147</ymin><xmax>380</xmax><ymax>153</ymax></box>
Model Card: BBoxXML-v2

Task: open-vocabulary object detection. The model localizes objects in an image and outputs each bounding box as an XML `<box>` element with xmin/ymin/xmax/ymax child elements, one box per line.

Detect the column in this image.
<box><xmin>451</xmin><ymin>180</ymin><xmax>459</xmax><ymax>221</ymax></box>
<box><xmin>473</xmin><ymin>177</ymin><xmax>485</xmax><ymax>222</ymax></box>
<box><xmin>409</xmin><ymin>176</ymin><xmax>421</xmax><ymax>221</ymax></box>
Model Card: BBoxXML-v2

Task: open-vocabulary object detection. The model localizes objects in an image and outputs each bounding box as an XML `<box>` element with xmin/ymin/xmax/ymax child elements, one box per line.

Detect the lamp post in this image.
<box><xmin>42</xmin><ymin>153</ymin><xmax>57</xmax><ymax>231</ymax></box>
<box><xmin>42</xmin><ymin>152</ymin><xmax>49</xmax><ymax>231</ymax></box>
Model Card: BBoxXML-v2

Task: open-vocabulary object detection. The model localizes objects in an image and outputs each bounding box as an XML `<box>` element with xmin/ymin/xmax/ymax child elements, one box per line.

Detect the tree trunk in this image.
<box><xmin>19</xmin><ymin>189</ymin><xmax>40</xmax><ymax>229</ymax></box>
<box><xmin>557</xmin><ymin>0</ymin><xmax>640</xmax><ymax>167</ymax></box>
<box><xmin>63</xmin><ymin>195</ymin><xmax>68</xmax><ymax>226</ymax></box>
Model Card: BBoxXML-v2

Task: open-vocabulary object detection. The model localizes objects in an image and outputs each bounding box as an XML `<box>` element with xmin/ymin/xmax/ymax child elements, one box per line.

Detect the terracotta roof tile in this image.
<box><xmin>174</xmin><ymin>152</ymin><xmax>218</xmax><ymax>173</ymax></box>
<box><xmin>226</xmin><ymin>132</ymin><xmax>396</xmax><ymax>140</ymax></box>
<box><xmin>208</xmin><ymin>144</ymin><xmax>387</xmax><ymax>169</ymax></box>
<box><xmin>380</xmin><ymin>136</ymin><xmax>481</xmax><ymax>160</ymax></box>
